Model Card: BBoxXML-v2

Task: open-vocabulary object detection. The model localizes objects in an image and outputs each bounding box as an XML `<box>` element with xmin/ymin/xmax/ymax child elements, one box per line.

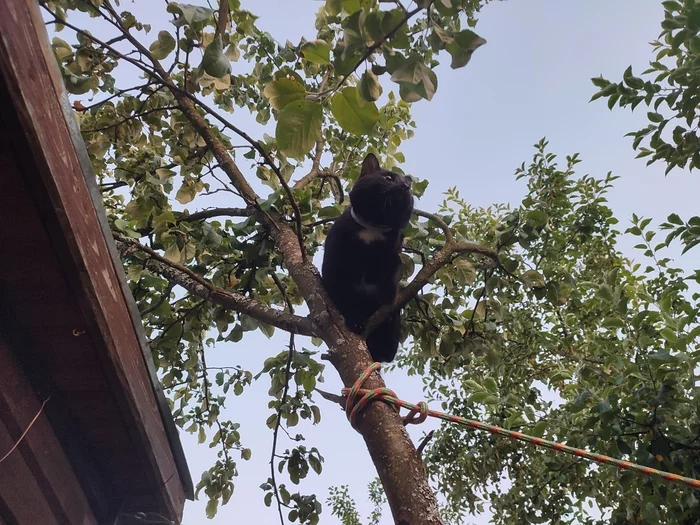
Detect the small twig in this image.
<box><xmin>140</xmin><ymin>282</ymin><xmax>175</xmax><ymax>315</ymax></box>
<box><xmin>315</xmin><ymin>388</ymin><xmax>345</xmax><ymax>406</ymax></box>
<box><xmin>73</xmin><ymin>82</ymin><xmax>153</xmax><ymax>112</ymax></box>
<box><xmin>270</xmin><ymin>333</ymin><xmax>296</xmax><ymax>525</ymax></box>
<box><xmin>200</xmin><ymin>343</ymin><xmax>232</xmax><ymax>468</ymax></box>
<box><xmin>0</xmin><ymin>397</ymin><xmax>51</xmax><ymax>465</ymax></box>
<box><xmin>271</xmin><ymin>272</ymin><xmax>294</xmax><ymax>313</ymax></box>
<box><xmin>416</xmin><ymin>430</ymin><xmax>435</xmax><ymax>457</ymax></box>
<box><xmin>466</xmin><ymin>268</ymin><xmax>492</xmax><ymax>335</ymax></box>
<box><xmin>415</xmin><ymin>208</ymin><xmax>453</xmax><ymax>244</ymax></box>
<box><xmin>82</xmin><ymin>106</ymin><xmax>178</xmax><ymax>132</ymax></box>
<box><xmin>214</xmin><ymin>0</ymin><xmax>229</xmax><ymax>39</ymax></box>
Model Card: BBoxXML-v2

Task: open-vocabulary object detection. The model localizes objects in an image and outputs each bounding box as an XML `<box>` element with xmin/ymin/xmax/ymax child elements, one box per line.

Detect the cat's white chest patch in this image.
<box><xmin>354</xmin><ymin>275</ymin><xmax>378</xmax><ymax>296</ymax></box>
<box><xmin>357</xmin><ymin>228</ymin><xmax>387</xmax><ymax>244</ymax></box>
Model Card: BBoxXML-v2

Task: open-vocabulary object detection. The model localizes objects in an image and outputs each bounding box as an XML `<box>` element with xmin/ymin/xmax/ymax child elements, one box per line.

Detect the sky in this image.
<box><xmin>45</xmin><ymin>1</ymin><xmax>700</xmax><ymax>524</ymax></box>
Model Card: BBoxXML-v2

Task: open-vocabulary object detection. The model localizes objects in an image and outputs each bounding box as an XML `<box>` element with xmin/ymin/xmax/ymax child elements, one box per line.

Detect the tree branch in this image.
<box><xmin>115</xmin><ymin>234</ymin><xmax>316</xmax><ymax>336</ymax></box>
<box><xmin>215</xmin><ymin>0</ymin><xmax>229</xmax><ymax>39</ymax></box>
<box><xmin>366</xmin><ymin>240</ymin><xmax>499</xmax><ymax>334</ymax></box>
<box><xmin>294</xmin><ymin>140</ymin><xmax>325</xmax><ymax>189</ymax></box>
<box><xmin>82</xmin><ymin>105</ymin><xmax>177</xmax><ymax>132</ymax></box>
<box><xmin>177</xmin><ymin>207</ymin><xmax>250</xmax><ymax>222</ymax></box>
<box><xmin>46</xmin><ymin>2</ymin><xmax>307</xmax><ymax>260</ymax></box>
<box><xmin>415</xmin><ymin>208</ymin><xmax>453</xmax><ymax>244</ymax></box>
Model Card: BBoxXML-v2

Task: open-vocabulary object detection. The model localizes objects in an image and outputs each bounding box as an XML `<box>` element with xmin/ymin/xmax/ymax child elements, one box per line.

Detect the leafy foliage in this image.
<box><xmin>40</xmin><ymin>0</ymin><xmax>700</xmax><ymax>523</ymax></box>
<box><xmin>415</xmin><ymin>141</ymin><xmax>700</xmax><ymax>524</ymax></box>
<box><xmin>41</xmin><ymin>0</ymin><xmax>491</xmax><ymax>521</ymax></box>
<box><xmin>591</xmin><ymin>0</ymin><xmax>700</xmax><ymax>175</ymax></box>
<box><xmin>591</xmin><ymin>0</ymin><xmax>700</xmax><ymax>256</ymax></box>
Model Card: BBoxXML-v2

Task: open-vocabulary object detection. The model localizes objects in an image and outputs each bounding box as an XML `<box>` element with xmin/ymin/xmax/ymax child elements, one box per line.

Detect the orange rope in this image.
<box><xmin>342</xmin><ymin>363</ymin><xmax>700</xmax><ymax>490</ymax></box>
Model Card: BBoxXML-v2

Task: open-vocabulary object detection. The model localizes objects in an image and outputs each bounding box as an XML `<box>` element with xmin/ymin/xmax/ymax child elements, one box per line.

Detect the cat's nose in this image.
<box><xmin>403</xmin><ymin>176</ymin><xmax>413</xmax><ymax>188</ymax></box>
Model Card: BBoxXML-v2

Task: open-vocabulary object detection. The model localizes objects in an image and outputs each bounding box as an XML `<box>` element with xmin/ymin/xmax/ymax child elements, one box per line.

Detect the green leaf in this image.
<box><xmin>602</xmin><ymin>317</ymin><xmax>625</xmax><ymax>329</ymax></box>
<box><xmin>263</xmin><ymin>78</ymin><xmax>306</xmax><ymax>111</ymax></box>
<box><xmin>176</xmin><ymin>182</ymin><xmax>196</xmax><ymax>204</ymax></box>
<box><xmin>64</xmin><ymin>72</ymin><xmax>99</xmax><ymax>95</ymax></box>
<box><xmin>532</xmin><ymin>421</ymin><xmax>547</xmax><ymax>437</ymax></box>
<box><xmin>319</xmin><ymin>205</ymin><xmax>341</xmax><ymax>218</ymax></box>
<box><xmin>363</xmin><ymin>11</ymin><xmax>386</xmax><ymax>43</ymax></box>
<box><xmin>483</xmin><ymin>395</ymin><xmax>500</xmax><ymax>405</ymax></box>
<box><xmin>149</xmin><ymin>31</ymin><xmax>176</xmax><ymax>60</ymax></box>
<box><xmin>259</xmin><ymin>323</ymin><xmax>275</xmax><ymax>339</ymax></box>
<box><xmin>205</xmin><ymin>498</ymin><xmax>219</xmax><ymax>519</ymax></box>
<box><xmin>464</xmin><ymin>379</ymin><xmax>485</xmax><ymax>391</ymax></box>
<box><xmin>445</xmin><ymin>30</ymin><xmax>486</xmax><ymax>69</ymax></box>
<box><xmin>201</xmin><ymin>35</ymin><xmax>231</xmax><ymax>78</ymax></box>
<box><xmin>301</xmin><ymin>40</ymin><xmax>331</xmax><ymax>65</ymax></box>
<box><xmin>659</xmin><ymin>327</ymin><xmax>678</xmax><ymax>342</ymax></box>
<box><xmin>622</xmin><ymin>65</ymin><xmax>644</xmax><ymax>89</ymax></box>
<box><xmin>390</xmin><ymin>57</ymin><xmax>438</xmax><ymax>101</ymax></box>
<box><xmin>667</xmin><ymin>213</ymin><xmax>684</xmax><ymax>225</ymax></box>
<box><xmin>225</xmin><ymin>43</ymin><xmax>241</xmax><ymax>61</ymax></box>
<box><xmin>597</xmin><ymin>284</ymin><xmax>614</xmax><ymax>302</ymax></box>
<box><xmin>526</xmin><ymin>209</ymin><xmax>549</xmax><ymax>227</ymax></box>
<box><xmin>164</xmin><ymin>243</ymin><xmax>181</xmax><ymax>263</ymax></box>
<box><xmin>468</xmin><ymin>391</ymin><xmax>490</xmax><ymax>404</ymax></box>
<box><xmin>52</xmin><ymin>37</ymin><xmax>73</xmax><ymax>60</ymax></box>
<box><xmin>311</xmin><ymin>405</ymin><xmax>321</xmax><ymax>424</ymax></box>
<box><xmin>276</xmin><ymin>100</ymin><xmax>323</xmax><ymax>158</ymax></box>
<box><xmin>647</xmin><ymin>111</ymin><xmax>665</xmax><ymax>123</ymax></box>
<box><xmin>482</xmin><ymin>377</ymin><xmax>498</xmax><ymax>394</ymax></box>
<box><xmin>167</xmin><ymin>3</ymin><xmax>215</xmax><ymax>27</ymax></box>
<box><xmin>241</xmin><ymin>448</ymin><xmax>252</xmax><ymax>460</ymax></box>
<box><xmin>521</xmin><ymin>270</ymin><xmax>546</xmax><ymax>288</ymax></box>
<box><xmin>325</xmin><ymin>0</ymin><xmax>342</xmax><ymax>15</ymax></box>
<box><xmin>309</xmin><ymin>455</ymin><xmax>322</xmax><ymax>474</ymax></box>
<box><xmin>642</xmin><ymin>502</ymin><xmax>661</xmax><ymax>522</ymax></box>
<box><xmin>330</xmin><ymin>87</ymin><xmax>379</xmax><ymax>135</ymax></box>
<box><xmin>359</xmin><ymin>70</ymin><xmax>383</xmax><ymax>102</ymax></box>
<box><xmin>198</xmin><ymin>426</ymin><xmax>206</xmax><ymax>444</ymax></box>
<box><xmin>342</xmin><ymin>0</ymin><xmax>361</xmax><ymax>14</ymax></box>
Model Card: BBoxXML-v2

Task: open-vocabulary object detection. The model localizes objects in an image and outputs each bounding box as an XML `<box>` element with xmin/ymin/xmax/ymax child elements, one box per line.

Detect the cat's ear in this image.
<box><xmin>360</xmin><ymin>153</ymin><xmax>381</xmax><ymax>178</ymax></box>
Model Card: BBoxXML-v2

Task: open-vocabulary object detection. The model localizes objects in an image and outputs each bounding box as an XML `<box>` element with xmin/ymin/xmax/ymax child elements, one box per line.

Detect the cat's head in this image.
<box><xmin>349</xmin><ymin>153</ymin><xmax>414</xmax><ymax>230</ymax></box>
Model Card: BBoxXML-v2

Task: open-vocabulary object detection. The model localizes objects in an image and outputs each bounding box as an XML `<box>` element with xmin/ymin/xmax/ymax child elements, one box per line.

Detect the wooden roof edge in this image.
<box><xmin>0</xmin><ymin>0</ymin><xmax>193</xmax><ymax>504</ymax></box>
<box><xmin>56</xmin><ymin>58</ymin><xmax>195</xmax><ymax>503</ymax></box>
<box><xmin>41</xmin><ymin>10</ymin><xmax>195</xmax><ymax>503</ymax></box>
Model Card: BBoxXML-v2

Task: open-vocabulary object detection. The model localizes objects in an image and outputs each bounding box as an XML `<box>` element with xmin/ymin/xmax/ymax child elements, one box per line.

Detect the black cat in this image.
<box><xmin>321</xmin><ymin>153</ymin><xmax>414</xmax><ymax>362</ymax></box>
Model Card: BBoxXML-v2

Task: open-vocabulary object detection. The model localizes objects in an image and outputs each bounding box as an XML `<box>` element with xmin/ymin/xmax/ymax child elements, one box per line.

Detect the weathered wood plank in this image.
<box><xmin>0</xmin><ymin>339</ymin><xmax>98</xmax><ymax>525</ymax></box>
<box><xmin>0</xmin><ymin>0</ymin><xmax>188</xmax><ymax>518</ymax></box>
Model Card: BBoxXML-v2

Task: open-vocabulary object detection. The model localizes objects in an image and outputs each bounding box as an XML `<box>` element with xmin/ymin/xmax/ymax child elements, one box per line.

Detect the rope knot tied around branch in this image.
<box><xmin>337</xmin><ymin>363</ymin><xmax>700</xmax><ymax>491</ymax></box>
<box><xmin>341</xmin><ymin>363</ymin><xmax>428</xmax><ymax>429</ymax></box>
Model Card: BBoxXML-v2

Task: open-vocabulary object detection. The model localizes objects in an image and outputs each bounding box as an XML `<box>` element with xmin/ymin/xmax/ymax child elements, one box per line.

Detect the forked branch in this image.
<box><xmin>115</xmin><ymin>234</ymin><xmax>316</xmax><ymax>336</ymax></box>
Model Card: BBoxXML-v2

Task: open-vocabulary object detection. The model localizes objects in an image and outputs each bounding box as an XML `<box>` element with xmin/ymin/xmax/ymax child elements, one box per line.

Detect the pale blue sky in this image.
<box><xmin>47</xmin><ymin>1</ymin><xmax>700</xmax><ymax>524</ymax></box>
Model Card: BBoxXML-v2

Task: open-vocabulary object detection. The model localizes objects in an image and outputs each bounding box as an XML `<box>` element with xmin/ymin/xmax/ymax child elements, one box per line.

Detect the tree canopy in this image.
<box><xmin>41</xmin><ymin>0</ymin><xmax>700</xmax><ymax>524</ymax></box>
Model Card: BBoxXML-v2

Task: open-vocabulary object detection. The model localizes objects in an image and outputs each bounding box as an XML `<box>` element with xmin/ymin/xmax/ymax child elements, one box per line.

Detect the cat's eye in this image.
<box><xmin>384</xmin><ymin>174</ymin><xmax>393</xmax><ymax>181</ymax></box>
